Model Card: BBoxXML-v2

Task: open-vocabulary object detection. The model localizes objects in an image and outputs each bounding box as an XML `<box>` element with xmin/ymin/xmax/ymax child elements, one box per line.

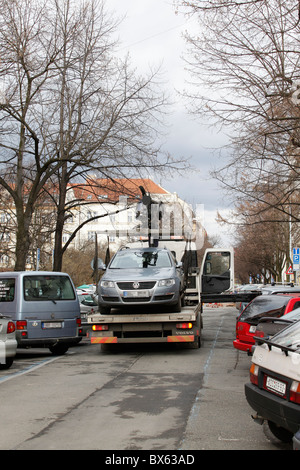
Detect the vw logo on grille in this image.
<box><xmin>132</xmin><ymin>282</ymin><xmax>140</xmax><ymax>289</ymax></box>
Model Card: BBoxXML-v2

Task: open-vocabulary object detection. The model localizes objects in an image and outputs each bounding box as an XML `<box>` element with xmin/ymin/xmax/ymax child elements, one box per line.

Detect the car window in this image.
<box><xmin>283</xmin><ymin>307</ymin><xmax>300</xmax><ymax>321</ymax></box>
<box><xmin>24</xmin><ymin>275</ymin><xmax>76</xmax><ymax>301</ymax></box>
<box><xmin>239</xmin><ymin>296</ymin><xmax>289</xmax><ymax>322</ymax></box>
<box><xmin>270</xmin><ymin>320</ymin><xmax>300</xmax><ymax>351</ymax></box>
<box><xmin>0</xmin><ymin>278</ymin><xmax>15</xmax><ymax>302</ymax></box>
<box><xmin>109</xmin><ymin>250</ymin><xmax>172</xmax><ymax>269</ymax></box>
<box><xmin>79</xmin><ymin>295</ymin><xmax>98</xmax><ymax>306</ymax></box>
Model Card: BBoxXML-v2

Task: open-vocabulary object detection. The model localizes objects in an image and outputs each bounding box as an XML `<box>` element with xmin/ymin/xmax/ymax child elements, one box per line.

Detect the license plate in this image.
<box><xmin>42</xmin><ymin>322</ymin><xmax>62</xmax><ymax>329</ymax></box>
<box><xmin>265</xmin><ymin>376</ymin><xmax>286</xmax><ymax>396</ymax></box>
<box><xmin>249</xmin><ymin>325</ymin><xmax>256</xmax><ymax>333</ymax></box>
<box><xmin>122</xmin><ymin>290</ymin><xmax>149</xmax><ymax>298</ymax></box>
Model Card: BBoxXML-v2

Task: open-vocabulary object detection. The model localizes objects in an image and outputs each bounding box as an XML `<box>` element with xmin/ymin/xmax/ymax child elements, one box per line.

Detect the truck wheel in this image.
<box><xmin>264</xmin><ymin>420</ymin><xmax>293</xmax><ymax>444</ymax></box>
<box><xmin>49</xmin><ymin>344</ymin><xmax>69</xmax><ymax>355</ymax></box>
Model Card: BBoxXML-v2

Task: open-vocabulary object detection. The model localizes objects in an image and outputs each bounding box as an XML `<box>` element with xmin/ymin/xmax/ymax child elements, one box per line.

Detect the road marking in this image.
<box><xmin>0</xmin><ymin>356</ymin><xmax>61</xmax><ymax>385</ymax></box>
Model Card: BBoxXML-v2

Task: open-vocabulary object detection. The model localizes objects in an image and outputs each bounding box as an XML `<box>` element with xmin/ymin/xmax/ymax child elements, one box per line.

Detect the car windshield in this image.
<box><xmin>109</xmin><ymin>250</ymin><xmax>172</xmax><ymax>269</ymax></box>
<box><xmin>269</xmin><ymin>320</ymin><xmax>300</xmax><ymax>351</ymax></box>
<box><xmin>239</xmin><ymin>295</ymin><xmax>291</xmax><ymax>322</ymax></box>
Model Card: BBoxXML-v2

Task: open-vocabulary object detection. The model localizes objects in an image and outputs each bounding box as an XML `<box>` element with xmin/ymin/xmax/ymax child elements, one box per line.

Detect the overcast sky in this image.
<box><xmin>107</xmin><ymin>0</ymin><xmax>234</xmax><ymax>245</ymax></box>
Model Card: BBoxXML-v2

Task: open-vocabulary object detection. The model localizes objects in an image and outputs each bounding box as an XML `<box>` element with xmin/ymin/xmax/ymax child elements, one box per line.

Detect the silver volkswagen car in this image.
<box><xmin>98</xmin><ymin>247</ymin><xmax>184</xmax><ymax>314</ymax></box>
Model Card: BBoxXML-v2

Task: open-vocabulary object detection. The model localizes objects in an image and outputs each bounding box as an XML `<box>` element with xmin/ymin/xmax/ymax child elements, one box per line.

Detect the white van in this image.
<box><xmin>245</xmin><ymin>320</ymin><xmax>300</xmax><ymax>448</ymax></box>
<box><xmin>0</xmin><ymin>272</ymin><xmax>81</xmax><ymax>355</ymax></box>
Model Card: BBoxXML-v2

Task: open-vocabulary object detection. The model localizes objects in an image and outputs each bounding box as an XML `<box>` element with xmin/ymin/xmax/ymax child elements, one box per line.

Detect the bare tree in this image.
<box><xmin>177</xmin><ymin>0</ymin><xmax>300</xmax><ymax>233</ymax></box>
<box><xmin>0</xmin><ymin>0</ymin><xmax>187</xmax><ymax>271</ymax></box>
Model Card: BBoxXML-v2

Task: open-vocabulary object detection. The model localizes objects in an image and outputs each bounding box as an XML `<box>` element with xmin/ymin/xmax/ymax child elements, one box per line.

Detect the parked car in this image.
<box><xmin>0</xmin><ymin>314</ymin><xmax>17</xmax><ymax>369</ymax></box>
<box><xmin>0</xmin><ymin>272</ymin><xmax>81</xmax><ymax>355</ymax></box>
<box><xmin>233</xmin><ymin>293</ymin><xmax>300</xmax><ymax>354</ymax></box>
<box><xmin>98</xmin><ymin>247</ymin><xmax>184</xmax><ymax>314</ymax></box>
<box><xmin>261</xmin><ymin>284</ymin><xmax>300</xmax><ymax>295</ymax></box>
<box><xmin>235</xmin><ymin>284</ymin><xmax>263</xmax><ymax>315</ymax></box>
<box><xmin>77</xmin><ymin>292</ymin><xmax>98</xmax><ymax>335</ymax></box>
<box><xmin>245</xmin><ymin>320</ymin><xmax>300</xmax><ymax>448</ymax></box>
<box><xmin>256</xmin><ymin>306</ymin><xmax>300</xmax><ymax>339</ymax></box>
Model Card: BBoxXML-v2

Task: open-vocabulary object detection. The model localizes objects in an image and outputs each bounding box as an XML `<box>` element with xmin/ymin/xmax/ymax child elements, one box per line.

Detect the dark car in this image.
<box><xmin>98</xmin><ymin>247</ymin><xmax>184</xmax><ymax>314</ymax></box>
<box><xmin>233</xmin><ymin>293</ymin><xmax>300</xmax><ymax>354</ymax></box>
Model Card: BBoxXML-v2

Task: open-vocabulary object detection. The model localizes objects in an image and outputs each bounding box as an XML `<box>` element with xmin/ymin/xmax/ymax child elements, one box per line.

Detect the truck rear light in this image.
<box><xmin>290</xmin><ymin>381</ymin><xmax>300</xmax><ymax>404</ymax></box>
<box><xmin>92</xmin><ymin>324</ymin><xmax>108</xmax><ymax>331</ymax></box>
<box><xmin>176</xmin><ymin>322</ymin><xmax>193</xmax><ymax>329</ymax></box>
<box><xmin>250</xmin><ymin>363</ymin><xmax>259</xmax><ymax>386</ymax></box>
<box><xmin>7</xmin><ymin>321</ymin><xmax>15</xmax><ymax>334</ymax></box>
<box><xmin>16</xmin><ymin>320</ymin><xmax>27</xmax><ymax>330</ymax></box>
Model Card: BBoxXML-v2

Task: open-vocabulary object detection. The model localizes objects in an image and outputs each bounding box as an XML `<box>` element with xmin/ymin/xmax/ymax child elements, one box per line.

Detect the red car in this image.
<box><xmin>233</xmin><ymin>294</ymin><xmax>300</xmax><ymax>354</ymax></box>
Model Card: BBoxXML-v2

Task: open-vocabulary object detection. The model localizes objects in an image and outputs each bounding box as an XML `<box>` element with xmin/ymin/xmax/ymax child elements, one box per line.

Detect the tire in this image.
<box><xmin>264</xmin><ymin>420</ymin><xmax>293</xmax><ymax>444</ymax></box>
<box><xmin>49</xmin><ymin>343</ymin><xmax>69</xmax><ymax>356</ymax></box>
<box><xmin>185</xmin><ymin>336</ymin><xmax>201</xmax><ymax>349</ymax></box>
<box><xmin>99</xmin><ymin>305</ymin><xmax>111</xmax><ymax>315</ymax></box>
<box><xmin>173</xmin><ymin>295</ymin><xmax>182</xmax><ymax>313</ymax></box>
<box><xmin>0</xmin><ymin>356</ymin><xmax>14</xmax><ymax>369</ymax></box>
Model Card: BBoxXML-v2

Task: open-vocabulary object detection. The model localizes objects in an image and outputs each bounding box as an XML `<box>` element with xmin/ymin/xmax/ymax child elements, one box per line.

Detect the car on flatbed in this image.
<box><xmin>98</xmin><ymin>247</ymin><xmax>184</xmax><ymax>314</ymax></box>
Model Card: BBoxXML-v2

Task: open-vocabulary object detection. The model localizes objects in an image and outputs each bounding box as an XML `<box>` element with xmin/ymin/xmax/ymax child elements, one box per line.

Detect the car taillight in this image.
<box><xmin>76</xmin><ymin>318</ymin><xmax>81</xmax><ymax>327</ymax></box>
<box><xmin>176</xmin><ymin>322</ymin><xmax>193</xmax><ymax>329</ymax></box>
<box><xmin>254</xmin><ymin>330</ymin><xmax>265</xmax><ymax>338</ymax></box>
<box><xmin>290</xmin><ymin>381</ymin><xmax>300</xmax><ymax>404</ymax></box>
<box><xmin>16</xmin><ymin>320</ymin><xmax>27</xmax><ymax>330</ymax></box>
<box><xmin>7</xmin><ymin>321</ymin><xmax>15</xmax><ymax>334</ymax></box>
<box><xmin>250</xmin><ymin>363</ymin><xmax>259</xmax><ymax>386</ymax></box>
<box><xmin>92</xmin><ymin>324</ymin><xmax>108</xmax><ymax>331</ymax></box>
<box><xmin>236</xmin><ymin>322</ymin><xmax>244</xmax><ymax>338</ymax></box>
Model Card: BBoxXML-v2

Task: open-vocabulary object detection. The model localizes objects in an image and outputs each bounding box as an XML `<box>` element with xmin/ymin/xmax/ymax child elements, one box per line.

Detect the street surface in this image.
<box><xmin>0</xmin><ymin>306</ymin><xmax>292</xmax><ymax>451</ymax></box>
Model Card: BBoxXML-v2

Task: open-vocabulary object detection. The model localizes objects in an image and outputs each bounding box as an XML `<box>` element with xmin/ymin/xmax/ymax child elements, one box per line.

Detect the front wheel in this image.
<box><xmin>173</xmin><ymin>295</ymin><xmax>182</xmax><ymax>313</ymax></box>
<box><xmin>99</xmin><ymin>305</ymin><xmax>111</xmax><ymax>315</ymax></box>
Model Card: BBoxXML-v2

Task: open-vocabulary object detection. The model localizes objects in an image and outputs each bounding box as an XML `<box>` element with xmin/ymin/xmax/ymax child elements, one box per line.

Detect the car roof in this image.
<box><xmin>121</xmin><ymin>246</ymin><xmax>169</xmax><ymax>252</ymax></box>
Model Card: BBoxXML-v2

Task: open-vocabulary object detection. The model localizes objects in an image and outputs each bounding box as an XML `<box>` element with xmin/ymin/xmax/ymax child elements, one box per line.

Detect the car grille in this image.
<box><xmin>116</xmin><ymin>281</ymin><xmax>156</xmax><ymax>290</ymax></box>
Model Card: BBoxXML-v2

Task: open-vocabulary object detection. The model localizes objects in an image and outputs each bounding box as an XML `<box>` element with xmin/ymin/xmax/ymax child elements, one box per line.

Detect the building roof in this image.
<box><xmin>70</xmin><ymin>178</ymin><xmax>169</xmax><ymax>203</ymax></box>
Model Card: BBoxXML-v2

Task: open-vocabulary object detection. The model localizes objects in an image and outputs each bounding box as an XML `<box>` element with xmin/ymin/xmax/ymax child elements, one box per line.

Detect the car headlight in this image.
<box><xmin>100</xmin><ymin>280</ymin><xmax>115</xmax><ymax>288</ymax></box>
<box><xmin>158</xmin><ymin>279</ymin><xmax>176</xmax><ymax>287</ymax></box>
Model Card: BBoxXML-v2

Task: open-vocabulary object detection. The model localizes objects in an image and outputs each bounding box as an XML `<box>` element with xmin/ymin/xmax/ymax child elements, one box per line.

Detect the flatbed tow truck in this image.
<box><xmin>88</xmin><ymin>246</ymin><xmax>260</xmax><ymax>349</ymax></box>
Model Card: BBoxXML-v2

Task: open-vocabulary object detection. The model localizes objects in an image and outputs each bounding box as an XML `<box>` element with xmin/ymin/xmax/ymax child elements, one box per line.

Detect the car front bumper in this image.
<box><xmin>99</xmin><ymin>284</ymin><xmax>180</xmax><ymax>307</ymax></box>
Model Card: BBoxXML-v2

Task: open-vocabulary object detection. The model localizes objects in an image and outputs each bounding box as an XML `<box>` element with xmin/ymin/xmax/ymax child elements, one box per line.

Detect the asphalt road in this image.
<box><xmin>0</xmin><ymin>305</ymin><xmax>292</xmax><ymax>451</ymax></box>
